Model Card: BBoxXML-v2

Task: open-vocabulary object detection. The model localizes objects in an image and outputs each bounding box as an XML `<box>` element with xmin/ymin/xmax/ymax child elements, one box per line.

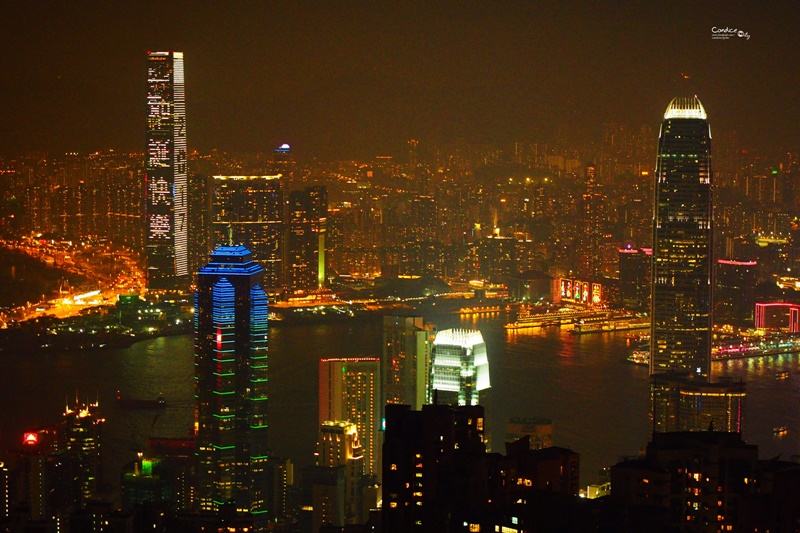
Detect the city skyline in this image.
<box><xmin>1</xmin><ymin>3</ymin><xmax>798</xmax><ymax>158</ymax></box>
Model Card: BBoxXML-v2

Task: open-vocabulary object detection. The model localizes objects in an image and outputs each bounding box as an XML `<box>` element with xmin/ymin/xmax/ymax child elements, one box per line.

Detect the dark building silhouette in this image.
<box><xmin>611</xmin><ymin>431</ymin><xmax>800</xmax><ymax>532</ymax></box>
<box><xmin>382</xmin><ymin>404</ymin><xmax>582</xmax><ymax>533</ymax></box>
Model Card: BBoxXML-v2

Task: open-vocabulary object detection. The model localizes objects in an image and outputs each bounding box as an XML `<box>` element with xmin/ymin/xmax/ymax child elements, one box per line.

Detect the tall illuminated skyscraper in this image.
<box><xmin>195</xmin><ymin>244</ymin><xmax>269</xmax><ymax>530</ymax></box>
<box><xmin>211</xmin><ymin>175</ymin><xmax>284</xmax><ymax>292</ymax></box>
<box><xmin>650</xmin><ymin>96</ymin><xmax>713</xmax><ymax>379</ymax></box>
<box><xmin>318</xmin><ymin>358</ymin><xmax>381</xmax><ymax>478</ymax></box>
<box><xmin>287</xmin><ymin>186</ymin><xmax>327</xmax><ymax>291</ymax></box>
<box><xmin>648</xmin><ymin>97</ymin><xmax>744</xmax><ymax>434</ymax></box>
<box><xmin>431</xmin><ymin>329</ymin><xmax>490</xmax><ymax>406</ymax></box>
<box><xmin>146</xmin><ymin>51</ymin><xmax>188</xmax><ymax>290</ymax></box>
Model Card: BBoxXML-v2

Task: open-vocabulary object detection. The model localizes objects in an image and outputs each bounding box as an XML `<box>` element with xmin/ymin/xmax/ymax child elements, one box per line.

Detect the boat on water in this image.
<box><xmin>626</xmin><ymin>346</ymin><xmax>650</xmax><ymax>365</ymax></box>
<box><xmin>505</xmin><ymin>307</ymin><xmax>612</xmax><ymax>330</ymax></box>
<box><xmin>774</xmin><ymin>426</ymin><xmax>788</xmax><ymax>437</ymax></box>
<box><xmin>116</xmin><ymin>392</ymin><xmax>166</xmax><ymax>409</ymax></box>
<box><xmin>571</xmin><ymin>316</ymin><xmax>650</xmax><ymax>335</ymax></box>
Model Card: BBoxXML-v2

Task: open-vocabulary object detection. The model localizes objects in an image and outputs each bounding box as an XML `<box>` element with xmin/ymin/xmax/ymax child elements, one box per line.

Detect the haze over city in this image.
<box><xmin>2</xmin><ymin>2</ymin><xmax>799</xmax><ymax>157</ymax></box>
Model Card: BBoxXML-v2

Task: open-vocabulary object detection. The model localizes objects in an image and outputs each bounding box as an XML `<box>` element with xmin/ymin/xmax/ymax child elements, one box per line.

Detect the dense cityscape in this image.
<box><xmin>2</xmin><ymin>3</ymin><xmax>800</xmax><ymax>533</ymax></box>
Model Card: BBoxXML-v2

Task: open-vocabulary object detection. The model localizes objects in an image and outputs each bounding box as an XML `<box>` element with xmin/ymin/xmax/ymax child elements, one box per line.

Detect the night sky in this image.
<box><xmin>1</xmin><ymin>1</ymin><xmax>798</xmax><ymax>158</ymax></box>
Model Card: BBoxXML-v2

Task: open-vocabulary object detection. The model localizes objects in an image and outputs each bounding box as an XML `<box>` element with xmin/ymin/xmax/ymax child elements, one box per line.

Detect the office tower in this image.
<box><xmin>312</xmin><ymin>421</ymin><xmax>364</xmax><ymax>532</ymax></box>
<box><xmin>382</xmin><ymin>316</ymin><xmax>436</xmax><ymax>411</ymax></box>
<box><xmin>319</xmin><ymin>358</ymin><xmax>381</xmax><ymax>479</ymax></box>
<box><xmin>211</xmin><ymin>175</ymin><xmax>284</xmax><ymax>291</ymax></box>
<box><xmin>146</xmin><ymin>51</ymin><xmax>188</xmax><ymax>291</ymax></box>
<box><xmin>287</xmin><ymin>186</ymin><xmax>327</xmax><ymax>291</ymax></box>
<box><xmin>651</xmin><ymin>374</ymin><xmax>745</xmax><ymax>433</ymax></box>
<box><xmin>187</xmin><ymin>172</ymin><xmax>211</xmax><ymax>278</ymax></box>
<box><xmin>618</xmin><ymin>246</ymin><xmax>651</xmax><ymax>311</ymax></box>
<box><xmin>195</xmin><ymin>244</ymin><xmax>269</xmax><ymax>530</ymax></box>
<box><xmin>715</xmin><ymin>259</ymin><xmax>757</xmax><ymax>326</ymax></box>
<box><xmin>755</xmin><ymin>302</ymin><xmax>800</xmax><ymax>331</ymax></box>
<box><xmin>578</xmin><ymin>163</ymin><xmax>605</xmax><ymax>279</ymax></box>
<box><xmin>431</xmin><ymin>329</ymin><xmax>490</xmax><ymax>406</ymax></box>
<box><xmin>650</xmin><ymin>96</ymin><xmax>713</xmax><ymax>379</ymax></box>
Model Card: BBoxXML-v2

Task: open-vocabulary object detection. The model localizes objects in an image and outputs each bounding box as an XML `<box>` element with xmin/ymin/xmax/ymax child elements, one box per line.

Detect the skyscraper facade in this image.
<box><xmin>431</xmin><ymin>328</ymin><xmax>490</xmax><ymax>406</ymax></box>
<box><xmin>318</xmin><ymin>358</ymin><xmax>381</xmax><ymax>479</ymax></box>
<box><xmin>312</xmin><ymin>421</ymin><xmax>364</xmax><ymax>531</ymax></box>
<box><xmin>578</xmin><ymin>163</ymin><xmax>605</xmax><ymax>279</ymax></box>
<box><xmin>650</xmin><ymin>97</ymin><xmax>713</xmax><ymax>379</ymax></box>
<box><xmin>146</xmin><ymin>51</ymin><xmax>188</xmax><ymax>290</ymax></box>
<box><xmin>211</xmin><ymin>175</ymin><xmax>284</xmax><ymax>292</ymax></box>
<box><xmin>195</xmin><ymin>245</ymin><xmax>269</xmax><ymax>529</ymax></box>
<box><xmin>382</xmin><ymin>316</ymin><xmax>435</xmax><ymax>412</ymax></box>
<box><xmin>287</xmin><ymin>186</ymin><xmax>327</xmax><ymax>291</ymax></box>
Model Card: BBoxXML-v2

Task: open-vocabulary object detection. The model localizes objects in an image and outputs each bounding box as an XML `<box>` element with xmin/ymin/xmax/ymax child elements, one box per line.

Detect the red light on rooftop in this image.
<box><xmin>23</xmin><ymin>432</ymin><xmax>38</xmax><ymax>446</ymax></box>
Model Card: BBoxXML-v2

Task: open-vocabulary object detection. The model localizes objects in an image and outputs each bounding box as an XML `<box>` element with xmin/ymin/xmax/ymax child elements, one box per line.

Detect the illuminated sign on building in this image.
<box><xmin>560</xmin><ymin>279</ymin><xmax>604</xmax><ymax>307</ymax></box>
<box><xmin>23</xmin><ymin>432</ymin><xmax>38</xmax><ymax>445</ymax></box>
<box><xmin>755</xmin><ymin>302</ymin><xmax>800</xmax><ymax>332</ymax></box>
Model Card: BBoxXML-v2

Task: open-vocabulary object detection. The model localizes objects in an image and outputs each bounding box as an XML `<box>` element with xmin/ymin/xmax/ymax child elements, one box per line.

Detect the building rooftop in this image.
<box><xmin>664</xmin><ymin>96</ymin><xmax>707</xmax><ymax>120</ymax></box>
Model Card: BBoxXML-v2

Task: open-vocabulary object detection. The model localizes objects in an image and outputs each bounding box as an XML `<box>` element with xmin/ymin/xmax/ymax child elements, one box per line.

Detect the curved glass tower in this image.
<box><xmin>650</xmin><ymin>96</ymin><xmax>713</xmax><ymax>379</ymax></box>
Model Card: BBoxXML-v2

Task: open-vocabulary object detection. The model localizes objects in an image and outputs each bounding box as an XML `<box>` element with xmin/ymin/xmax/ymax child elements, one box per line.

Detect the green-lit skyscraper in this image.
<box><xmin>195</xmin><ymin>244</ymin><xmax>269</xmax><ymax>530</ymax></box>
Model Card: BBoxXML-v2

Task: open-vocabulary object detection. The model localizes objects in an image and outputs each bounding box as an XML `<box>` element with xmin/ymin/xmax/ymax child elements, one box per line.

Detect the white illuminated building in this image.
<box><xmin>663</xmin><ymin>96</ymin><xmax>707</xmax><ymax>120</ymax></box>
<box><xmin>431</xmin><ymin>329</ymin><xmax>490</xmax><ymax>406</ymax></box>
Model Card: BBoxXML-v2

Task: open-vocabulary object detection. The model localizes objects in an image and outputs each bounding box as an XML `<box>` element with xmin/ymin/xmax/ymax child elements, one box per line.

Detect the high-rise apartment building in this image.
<box><xmin>287</xmin><ymin>186</ymin><xmax>327</xmax><ymax>291</ymax></box>
<box><xmin>318</xmin><ymin>358</ymin><xmax>381</xmax><ymax>479</ymax></box>
<box><xmin>650</xmin><ymin>97</ymin><xmax>713</xmax><ymax>379</ymax></box>
<box><xmin>195</xmin><ymin>244</ymin><xmax>270</xmax><ymax>530</ymax></box>
<box><xmin>146</xmin><ymin>51</ymin><xmax>188</xmax><ymax>290</ymax></box>
<box><xmin>382</xmin><ymin>316</ymin><xmax>436</xmax><ymax>412</ymax></box>
<box><xmin>431</xmin><ymin>329</ymin><xmax>490</xmax><ymax>406</ymax></box>
<box><xmin>211</xmin><ymin>175</ymin><xmax>284</xmax><ymax>291</ymax></box>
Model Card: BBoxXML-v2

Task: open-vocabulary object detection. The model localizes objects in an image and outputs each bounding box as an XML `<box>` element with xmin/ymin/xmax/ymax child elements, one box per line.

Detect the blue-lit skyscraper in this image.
<box><xmin>195</xmin><ymin>245</ymin><xmax>269</xmax><ymax>529</ymax></box>
<box><xmin>146</xmin><ymin>51</ymin><xmax>188</xmax><ymax>290</ymax></box>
